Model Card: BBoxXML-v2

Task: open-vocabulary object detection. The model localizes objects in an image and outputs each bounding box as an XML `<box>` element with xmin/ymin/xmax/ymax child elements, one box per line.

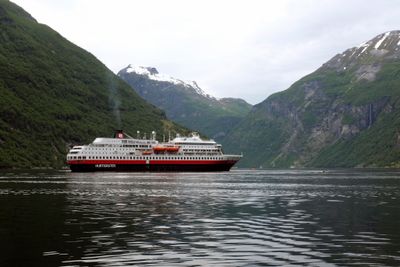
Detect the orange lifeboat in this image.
<box><xmin>153</xmin><ymin>145</ymin><xmax>180</xmax><ymax>153</ymax></box>
<box><xmin>142</xmin><ymin>150</ymin><xmax>152</xmax><ymax>155</ymax></box>
<box><xmin>166</xmin><ymin>146</ymin><xmax>179</xmax><ymax>152</ymax></box>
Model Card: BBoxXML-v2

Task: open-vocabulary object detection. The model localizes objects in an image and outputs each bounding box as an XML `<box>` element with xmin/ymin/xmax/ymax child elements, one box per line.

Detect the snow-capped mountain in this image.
<box><xmin>224</xmin><ymin>31</ymin><xmax>400</xmax><ymax>168</ymax></box>
<box><xmin>124</xmin><ymin>65</ymin><xmax>214</xmax><ymax>99</ymax></box>
<box><xmin>322</xmin><ymin>30</ymin><xmax>400</xmax><ymax>74</ymax></box>
<box><xmin>118</xmin><ymin>65</ymin><xmax>252</xmax><ymax>140</ymax></box>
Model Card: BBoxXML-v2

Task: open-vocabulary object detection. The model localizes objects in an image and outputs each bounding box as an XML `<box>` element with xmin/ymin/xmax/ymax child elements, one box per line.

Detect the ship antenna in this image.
<box><xmin>137</xmin><ymin>131</ymin><xmax>140</xmax><ymax>139</ymax></box>
<box><xmin>124</xmin><ymin>132</ymin><xmax>135</xmax><ymax>139</ymax></box>
<box><xmin>168</xmin><ymin>131</ymin><xmax>171</xmax><ymax>142</ymax></box>
<box><xmin>143</xmin><ymin>132</ymin><xmax>146</xmax><ymax>139</ymax></box>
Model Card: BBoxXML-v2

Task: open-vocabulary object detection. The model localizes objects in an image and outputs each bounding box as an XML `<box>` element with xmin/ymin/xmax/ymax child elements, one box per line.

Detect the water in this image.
<box><xmin>1</xmin><ymin>169</ymin><xmax>400</xmax><ymax>266</ymax></box>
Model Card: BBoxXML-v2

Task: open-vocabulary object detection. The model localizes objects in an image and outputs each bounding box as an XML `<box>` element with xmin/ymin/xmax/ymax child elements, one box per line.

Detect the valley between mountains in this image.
<box><xmin>1</xmin><ymin>0</ymin><xmax>400</xmax><ymax>168</ymax></box>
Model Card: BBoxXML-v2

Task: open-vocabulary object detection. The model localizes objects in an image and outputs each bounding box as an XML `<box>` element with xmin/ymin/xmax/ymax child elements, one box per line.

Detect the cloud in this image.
<box><xmin>11</xmin><ymin>0</ymin><xmax>400</xmax><ymax>104</ymax></box>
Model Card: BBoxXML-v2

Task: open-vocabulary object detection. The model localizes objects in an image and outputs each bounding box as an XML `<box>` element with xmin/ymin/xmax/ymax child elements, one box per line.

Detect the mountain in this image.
<box><xmin>0</xmin><ymin>0</ymin><xmax>187</xmax><ymax>168</ymax></box>
<box><xmin>224</xmin><ymin>31</ymin><xmax>400</xmax><ymax>168</ymax></box>
<box><xmin>118</xmin><ymin>65</ymin><xmax>252</xmax><ymax>140</ymax></box>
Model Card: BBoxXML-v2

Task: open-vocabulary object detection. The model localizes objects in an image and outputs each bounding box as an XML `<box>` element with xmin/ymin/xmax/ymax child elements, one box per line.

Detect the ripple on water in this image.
<box><xmin>1</xmin><ymin>169</ymin><xmax>400</xmax><ymax>266</ymax></box>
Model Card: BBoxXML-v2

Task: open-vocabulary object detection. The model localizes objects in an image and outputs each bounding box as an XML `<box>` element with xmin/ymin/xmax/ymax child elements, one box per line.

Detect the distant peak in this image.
<box><xmin>322</xmin><ymin>30</ymin><xmax>400</xmax><ymax>71</ymax></box>
<box><xmin>355</xmin><ymin>30</ymin><xmax>400</xmax><ymax>51</ymax></box>
<box><xmin>122</xmin><ymin>65</ymin><xmax>216</xmax><ymax>99</ymax></box>
<box><xmin>126</xmin><ymin>65</ymin><xmax>158</xmax><ymax>75</ymax></box>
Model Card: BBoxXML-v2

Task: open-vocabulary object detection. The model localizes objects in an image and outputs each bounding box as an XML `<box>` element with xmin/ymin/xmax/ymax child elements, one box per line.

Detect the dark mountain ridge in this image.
<box><xmin>0</xmin><ymin>0</ymin><xmax>186</xmax><ymax>168</ymax></box>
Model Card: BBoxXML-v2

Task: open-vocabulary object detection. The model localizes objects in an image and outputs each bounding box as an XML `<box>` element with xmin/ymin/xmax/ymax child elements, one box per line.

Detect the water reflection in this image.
<box><xmin>0</xmin><ymin>169</ymin><xmax>400</xmax><ymax>266</ymax></box>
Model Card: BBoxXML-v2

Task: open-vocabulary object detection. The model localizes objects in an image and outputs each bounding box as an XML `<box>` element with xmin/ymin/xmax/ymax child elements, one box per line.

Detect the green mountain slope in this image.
<box><xmin>224</xmin><ymin>31</ymin><xmax>400</xmax><ymax>168</ymax></box>
<box><xmin>118</xmin><ymin>65</ymin><xmax>252</xmax><ymax>140</ymax></box>
<box><xmin>0</xmin><ymin>0</ymin><xmax>186</xmax><ymax>168</ymax></box>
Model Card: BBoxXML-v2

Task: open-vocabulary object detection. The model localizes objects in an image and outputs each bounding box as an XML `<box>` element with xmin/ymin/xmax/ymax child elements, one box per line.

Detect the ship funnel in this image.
<box><xmin>114</xmin><ymin>129</ymin><xmax>124</xmax><ymax>139</ymax></box>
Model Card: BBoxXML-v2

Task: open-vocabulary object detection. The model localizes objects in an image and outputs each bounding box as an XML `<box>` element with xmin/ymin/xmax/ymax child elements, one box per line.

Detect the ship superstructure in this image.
<box><xmin>67</xmin><ymin>130</ymin><xmax>241</xmax><ymax>172</ymax></box>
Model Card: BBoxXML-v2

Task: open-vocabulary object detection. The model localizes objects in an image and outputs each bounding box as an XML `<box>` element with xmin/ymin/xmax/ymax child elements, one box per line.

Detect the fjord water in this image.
<box><xmin>1</xmin><ymin>170</ymin><xmax>400</xmax><ymax>266</ymax></box>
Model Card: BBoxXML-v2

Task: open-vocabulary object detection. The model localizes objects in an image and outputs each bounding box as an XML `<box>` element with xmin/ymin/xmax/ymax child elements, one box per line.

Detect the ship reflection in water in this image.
<box><xmin>1</xmin><ymin>169</ymin><xmax>400</xmax><ymax>266</ymax></box>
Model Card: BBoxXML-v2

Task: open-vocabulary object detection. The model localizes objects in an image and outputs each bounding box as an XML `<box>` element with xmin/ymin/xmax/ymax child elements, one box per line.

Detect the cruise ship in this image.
<box><xmin>66</xmin><ymin>130</ymin><xmax>242</xmax><ymax>172</ymax></box>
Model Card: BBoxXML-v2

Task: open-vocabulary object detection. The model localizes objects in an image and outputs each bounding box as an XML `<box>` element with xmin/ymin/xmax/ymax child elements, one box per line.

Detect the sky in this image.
<box><xmin>11</xmin><ymin>0</ymin><xmax>400</xmax><ymax>104</ymax></box>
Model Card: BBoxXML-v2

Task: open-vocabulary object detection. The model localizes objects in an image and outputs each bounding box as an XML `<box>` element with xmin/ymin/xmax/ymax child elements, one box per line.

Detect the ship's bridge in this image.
<box><xmin>171</xmin><ymin>132</ymin><xmax>216</xmax><ymax>146</ymax></box>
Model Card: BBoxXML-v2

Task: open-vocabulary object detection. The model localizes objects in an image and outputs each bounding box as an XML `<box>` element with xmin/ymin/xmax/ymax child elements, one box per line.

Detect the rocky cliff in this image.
<box><xmin>224</xmin><ymin>31</ymin><xmax>400</xmax><ymax>168</ymax></box>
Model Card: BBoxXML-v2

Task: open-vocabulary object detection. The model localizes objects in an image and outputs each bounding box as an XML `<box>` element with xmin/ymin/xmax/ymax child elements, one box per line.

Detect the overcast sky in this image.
<box><xmin>12</xmin><ymin>0</ymin><xmax>400</xmax><ymax>104</ymax></box>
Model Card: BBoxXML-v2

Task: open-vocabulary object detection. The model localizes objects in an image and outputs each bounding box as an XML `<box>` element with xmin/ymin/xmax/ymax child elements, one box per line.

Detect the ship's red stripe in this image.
<box><xmin>67</xmin><ymin>160</ymin><xmax>237</xmax><ymax>165</ymax></box>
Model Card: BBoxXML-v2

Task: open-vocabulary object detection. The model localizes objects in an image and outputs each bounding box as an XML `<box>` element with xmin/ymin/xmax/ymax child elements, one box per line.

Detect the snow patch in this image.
<box><xmin>126</xmin><ymin>65</ymin><xmax>152</xmax><ymax>75</ymax></box>
<box><xmin>360</xmin><ymin>45</ymin><xmax>369</xmax><ymax>54</ymax></box>
<box><xmin>354</xmin><ymin>42</ymin><xmax>370</xmax><ymax>57</ymax></box>
<box><xmin>357</xmin><ymin>41</ymin><xmax>368</xmax><ymax>48</ymax></box>
<box><xmin>190</xmin><ymin>81</ymin><xmax>212</xmax><ymax>98</ymax></box>
<box><xmin>374</xmin><ymin>32</ymin><xmax>390</xmax><ymax>49</ymax></box>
